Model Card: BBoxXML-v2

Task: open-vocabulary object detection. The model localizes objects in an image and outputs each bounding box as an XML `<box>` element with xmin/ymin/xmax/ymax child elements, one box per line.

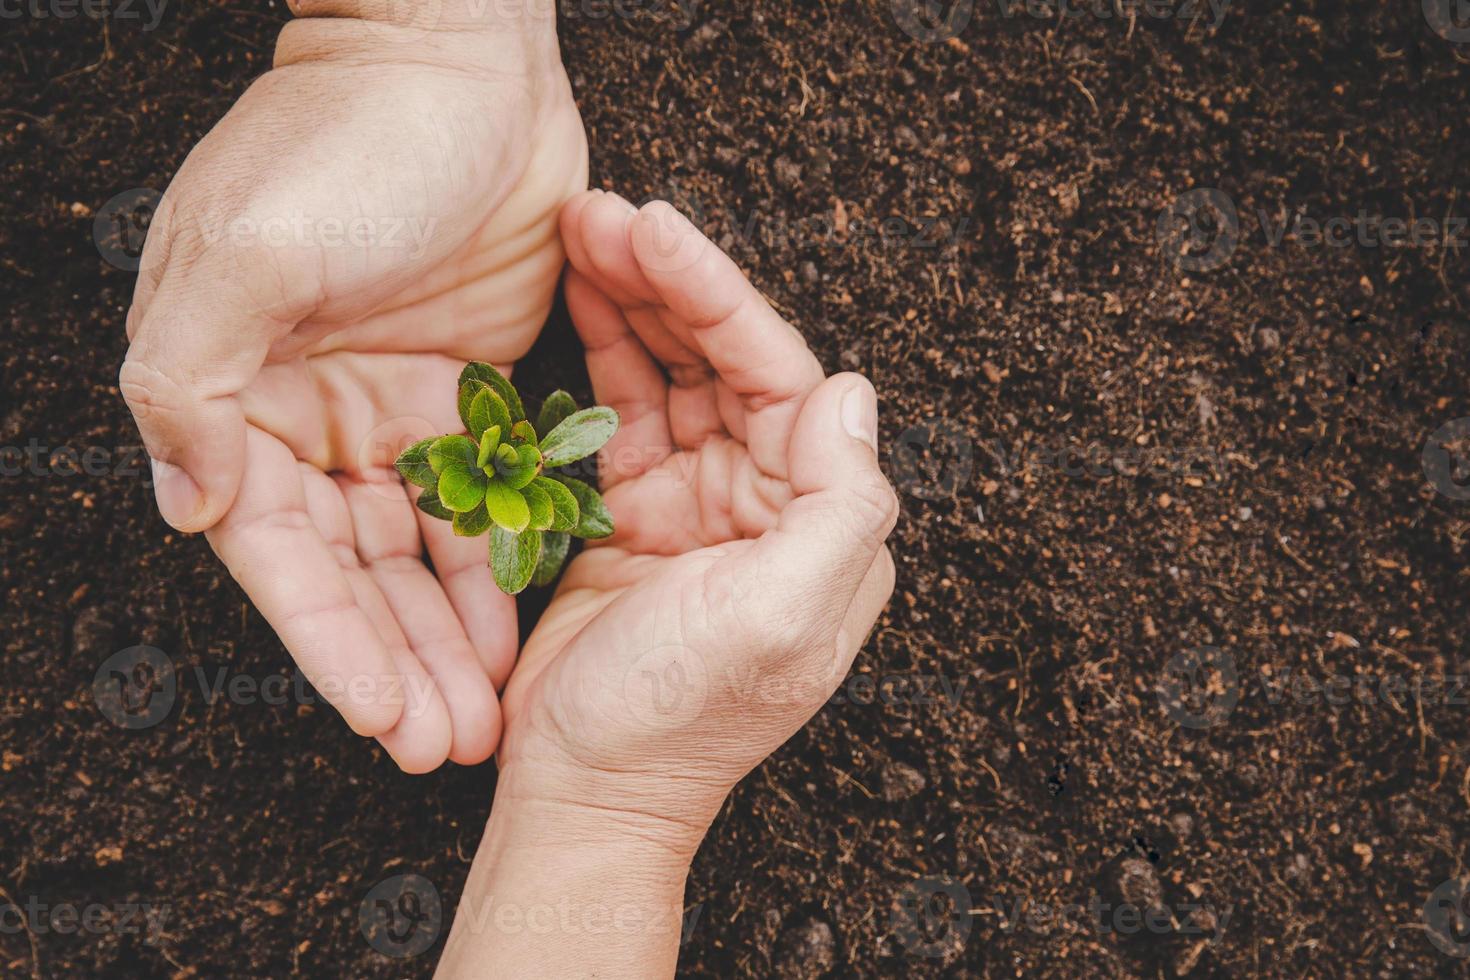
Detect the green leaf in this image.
<box><xmin>490</xmin><ymin>527</ymin><xmax>541</xmax><ymax>595</ymax></box>
<box><xmin>457</xmin><ymin>381</ymin><xmax>480</xmax><ymax>429</ymax></box>
<box><xmin>476</xmin><ymin>425</ymin><xmax>502</xmax><ymax>469</ymax></box>
<box><xmin>553</xmin><ymin>475</ymin><xmax>614</xmax><ymax>539</ymax></box>
<box><xmin>532</xmin><ymin>475</ymin><xmax>580</xmax><ymax>532</ymax></box>
<box><xmin>394</xmin><ymin>438</ymin><xmax>438</xmax><ymax>490</ymax></box>
<box><xmin>467</xmin><ymin>386</ymin><xmax>513</xmax><ymax>441</ymax></box>
<box><xmin>483</xmin><ymin>480</ymin><xmax>530</xmax><ymax>533</ymax></box>
<box><xmin>459</xmin><ymin>361</ymin><xmax>525</xmax><ymax>422</ymax></box>
<box><xmin>539</xmin><ymin>407</ymin><xmax>620</xmax><ymax>467</ymax></box>
<box><xmin>520</xmin><ymin>480</ymin><xmax>554</xmax><ymax>531</ymax></box>
<box><xmin>510</xmin><ymin>419</ymin><xmax>538</xmax><ymax>448</ymax></box>
<box><xmin>536</xmin><ymin>391</ymin><xmax>578</xmax><ymax>438</ymax></box>
<box><xmin>415</xmin><ymin>485</ymin><xmax>455</xmax><ymax>522</ymax></box>
<box><xmin>438</xmin><ymin>462</ymin><xmax>488</xmax><ymax>513</ymax></box>
<box><xmin>530</xmin><ymin>531</ymin><xmax>571</xmax><ymax>588</ymax></box>
<box><xmin>498</xmin><ymin>444</ymin><xmax>542</xmax><ymax>490</ymax></box>
<box><xmin>452</xmin><ymin>503</ymin><xmax>492</xmax><ymax>537</ymax></box>
<box><xmin>429</xmin><ymin>435</ymin><xmax>478</xmax><ymax>476</ymax></box>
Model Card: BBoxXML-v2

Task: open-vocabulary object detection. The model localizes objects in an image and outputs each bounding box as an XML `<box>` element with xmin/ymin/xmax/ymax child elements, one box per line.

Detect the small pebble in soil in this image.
<box><xmin>71</xmin><ymin>606</ymin><xmax>115</xmax><ymax>659</ymax></box>
<box><xmin>881</xmin><ymin>761</ymin><xmax>927</xmax><ymax>801</ymax></box>
<box><xmin>1255</xmin><ymin>327</ymin><xmax>1281</xmax><ymax>353</ymax></box>
<box><xmin>713</xmin><ymin>145</ymin><xmax>743</xmax><ymax>171</ymax></box>
<box><xmin>773</xmin><ymin>156</ymin><xmax>803</xmax><ymax>190</ymax></box>
<box><xmin>1113</xmin><ymin>857</ymin><xmax>1165</xmax><ymax>913</ymax></box>
<box><xmin>775</xmin><ymin>919</ymin><xmax>835</xmax><ymax>977</ymax></box>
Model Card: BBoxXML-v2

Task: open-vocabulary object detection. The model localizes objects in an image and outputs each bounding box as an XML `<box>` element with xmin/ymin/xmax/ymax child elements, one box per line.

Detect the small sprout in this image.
<box><xmin>394</xmin><ymin>362</ymin><xmax>619</xmax><ymax>595</ymax></box>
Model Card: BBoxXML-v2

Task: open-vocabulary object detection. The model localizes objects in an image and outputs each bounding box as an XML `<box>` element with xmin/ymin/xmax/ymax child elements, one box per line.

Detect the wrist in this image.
<box><xmin>280</xmin><ymin>0</ymin><xmax>564</xmax><ymax>77</ymax></box>
<box><xmin>436</xmin><ymin>765</ymin><xmax>701</xmax><ymax>978</ymax></box>
<box><xmin>488</xmin><ymin>759</ymin><xmax>717</xmax><ymax>866</ymax></box>
<box><xmin>289</xmin><ymin>0</ymin><xmax>560</xmax><ymax>35</ymax></box>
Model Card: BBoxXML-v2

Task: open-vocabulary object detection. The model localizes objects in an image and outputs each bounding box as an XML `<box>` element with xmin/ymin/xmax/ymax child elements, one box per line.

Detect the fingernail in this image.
<box><xmin>150</xmin><ymin>457</ymin><xmax>203</xmax><ymax>529</ymax></box>
<box><xmin>841</xmin><ymin>381</ymin><xmax>878</xmax><ymax>452</ymax></box>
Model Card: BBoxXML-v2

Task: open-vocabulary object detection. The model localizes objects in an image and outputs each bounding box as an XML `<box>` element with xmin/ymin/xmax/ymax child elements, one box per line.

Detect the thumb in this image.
<box><xmin>121</xmin><ymin>256</ymin><xmax>277</xmax><ymax>532</ymax></box>
<box><xmin>741</xmin><ymin>373</ymin><xmax>899</xmax><ymax>633</ymax></box>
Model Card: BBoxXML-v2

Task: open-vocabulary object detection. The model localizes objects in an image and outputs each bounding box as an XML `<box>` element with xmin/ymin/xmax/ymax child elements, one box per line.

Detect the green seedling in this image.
<box><xmin>394</xmin><ymin>362</ymin><xmax>619</xmax><ymax>594</ymax></box>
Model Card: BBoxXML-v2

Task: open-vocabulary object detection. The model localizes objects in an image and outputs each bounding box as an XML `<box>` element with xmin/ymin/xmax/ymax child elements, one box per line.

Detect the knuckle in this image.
<box><xmin>846</xmin><ymin>471</ymin><xmax>901</xmax><ymax>544</ymax></box>
<box><xmin>118</xmin><ymin>358</ymin><xmax>187</xmax><ymax>424</ymax></box>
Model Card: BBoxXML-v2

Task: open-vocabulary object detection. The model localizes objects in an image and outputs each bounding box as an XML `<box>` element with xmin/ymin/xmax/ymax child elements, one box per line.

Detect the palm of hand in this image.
<box><xmin>498</xmin><ymin>193</ymin><xmax>857</xmax><ymax>804</ymax></box>
<box><xmin>124</xmin><ymin>28</ymin><xmax>587</xmax><ymax>771</ymax></box>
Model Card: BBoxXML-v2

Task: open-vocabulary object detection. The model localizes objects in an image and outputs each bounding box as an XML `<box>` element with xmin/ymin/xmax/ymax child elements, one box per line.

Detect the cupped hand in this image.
<box><xmin>495</xmin><ymin>191</ymin><xmax>899</xmax><ymax>840</ymax></box>
<box><xmin>119</xmin><ymin>7</ymin><xmax>587</xmax><ymax>771</ymax></box>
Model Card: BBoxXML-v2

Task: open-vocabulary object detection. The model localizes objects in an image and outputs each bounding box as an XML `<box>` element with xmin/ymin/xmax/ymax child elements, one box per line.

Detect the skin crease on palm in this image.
<box><xmin>119</xmin><ymin>7</ymin><xmax>589</xmax><ymax>772</ymax></box>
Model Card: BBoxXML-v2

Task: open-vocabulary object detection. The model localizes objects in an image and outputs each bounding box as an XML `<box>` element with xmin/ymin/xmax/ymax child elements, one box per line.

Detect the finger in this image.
<box><xmin>337</xmin><ymin>473</ymin><xmax>502</xmax><ymax>765</ymax></box>
<box><xmin>295</xmin><ymin>466</ymin><xmax>454</xmax><ymax>773</ymax></box>
<box><xmin>564</xmin><ymin>267</ymin><xmax>672</xmax><ymax>489</ymax></box>
<box><xmin>734</xmin><ymin>373</ymin><xmax>898</xmax><ymax>637</ymax></box>
<box><xmin>330</xmin><ymin>556</ymin><xmax>454</xmax><ymax>775</ymax></box>
<box><xmin>121</xmin><ymin>247</ymin><xmax>290</xmax><ymax>533</ymax></box>
<box><xmin>567</xmin><ymin>192</ymin><xmax>711</xmax><ymax>382</ymax></box>
<box><xmin>562</xmin><ymin>191</ymin><xmax>727</xmax><ymax>450</ymax></box>
<box><xmin>417</xmin><ymin>507</ymin><xmax>519</xmax><ymax>689</ymax></box>
<box><xmin>628</xmin><ymin>201</ymin><xmax>825</xmax><ymax>477</ymax></box>
<box><xmin>205</xmin><ymin>428</ymin><xmax>403</xmax><ymax>739</ymax></box>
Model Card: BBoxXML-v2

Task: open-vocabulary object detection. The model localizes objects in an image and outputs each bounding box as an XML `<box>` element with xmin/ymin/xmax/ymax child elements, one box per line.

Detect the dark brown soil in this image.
<box><xmin>5</xmin><ymin>1</ymin><xmax>1470</xmax><ymax>977</ymax></box>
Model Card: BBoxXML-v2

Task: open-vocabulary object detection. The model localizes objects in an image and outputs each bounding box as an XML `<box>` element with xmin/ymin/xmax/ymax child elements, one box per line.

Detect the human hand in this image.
<box><xmin>118</xmin><ymin>2</ymin><xmax>587</xmax><ymax>771</ymax></box>
<box><xmin>436</xmin><ymin>191</ymin><xmax>896</xmax><ymax>976</ymax></box>
<box><xmin>498</xmin><ymin>189</ymin><xmax>899</xmax><ymax>847</ymax></box>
